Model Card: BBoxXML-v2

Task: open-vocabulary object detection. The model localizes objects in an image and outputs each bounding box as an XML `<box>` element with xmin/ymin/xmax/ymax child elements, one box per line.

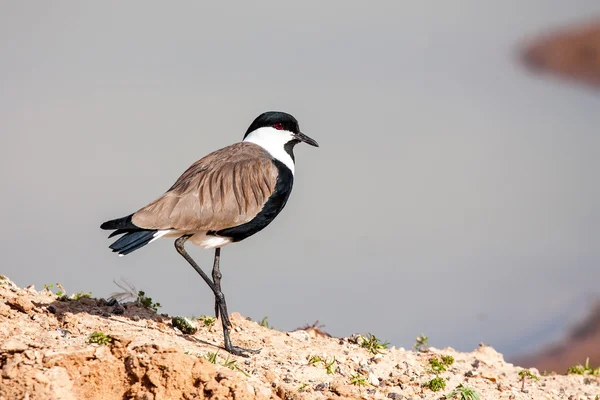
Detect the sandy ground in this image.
<box><xmin>0</xmin><ymin>276</ymin><xmax>598</xmax><ymax>400</ymax></box>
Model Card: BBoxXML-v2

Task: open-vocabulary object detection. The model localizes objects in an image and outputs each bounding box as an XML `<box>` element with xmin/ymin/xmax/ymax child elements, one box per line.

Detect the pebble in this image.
<box><xmin>0</xmin><ymin>302</ymin><xmax>11</xmax><ymax>317</ymax></box>
<box><xmin>368</xmin><ymin>372</ymin><xmax>380</xmax><ymax>386</ymax></box>
<box><xmin>0</xmin><ymin>338</ymin><xmax>28</xmax><ymax>353</ymax></box>
<box><xmin>287</xmin><ymin>330</ymin><xmax>310</xmax><ymax>342</ymax></box>
<box><xmin>7</xmin><ymin>296</ymin><xmax>34</xmax><ymax>313</ymax></box>
<box><xmin>112</xmin><ymin>305</ymin><xmax>125</xmax><ymax>315</ymax></box>
<box><xmin>387</xmin><ymin>393</ymin><xmax>403</xmax><ymax>399</ymax></box>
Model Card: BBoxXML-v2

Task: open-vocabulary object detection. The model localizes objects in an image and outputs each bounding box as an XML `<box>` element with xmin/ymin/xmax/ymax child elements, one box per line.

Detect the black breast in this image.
<box><xmin>213</xmin><ymin>159</ymin><xmax>294</xmax><ymax>242</ymax></box>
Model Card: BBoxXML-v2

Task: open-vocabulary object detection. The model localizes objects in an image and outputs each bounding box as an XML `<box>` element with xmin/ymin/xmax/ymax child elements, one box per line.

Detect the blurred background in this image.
<box><xmin>1</xmin><ymin>1</ymin><xmax>599</xmax><ymax>371</ymax></box>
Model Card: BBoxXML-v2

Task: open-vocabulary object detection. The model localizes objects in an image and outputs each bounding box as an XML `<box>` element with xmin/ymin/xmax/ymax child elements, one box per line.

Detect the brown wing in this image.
<box><xmin>132</xmin><ymin>142</ymin><xmax>278</xmax><ymax>232</ymax></box>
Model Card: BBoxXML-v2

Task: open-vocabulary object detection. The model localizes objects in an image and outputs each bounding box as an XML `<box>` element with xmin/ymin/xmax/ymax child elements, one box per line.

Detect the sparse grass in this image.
<box><xmin>519</xmin><ymin>368</ymin><xmax>540</xmax><ymax>392</ymax></box>
<box><xmin>136</xmin><ymin>290</ymin><xmax>161</xmax><ymax>312</ymax></box>
<box><xmin>205</xmin><ymin>351</ymin><xmax>218</xmax><ymax>364</ymax></box>
<box><xmin>307</xmin><ymin>355</ymin><xmax>337</xmax><ymax>374</ymax></box>
<box><xmin>43</xmin><ymin>282</ymin><xmax>64</xmax><ymax>296</ymax></box>
<box><xmin>567</xmin><ymin>358</ymin><xmax>600</xmax><ymax>375</ymax></box>
<box><xmin>445</xmin><ymin>384</ymin><xmax>480</xmax><ymax>400</ymax></box>
<box><xmin>518</xmin><ymin>369</ymin><xmax>540</xmax><ymax>381</ymax></box>
<box><xmin>423</xmin><ymin>376</ymin><xmax>446</xmax><ymax>392</ymax></box>
<box><xmin>222</xmin><ymin>354</ymin><xmax>250</xmax><ymax>377</ymax></box>
<box><xmin>359</xmin><ymin>333</ymin><xmax>389</xmax><ymax>355</ymax></box>
<box><xmin>204</xmin><ymin>351</ymin><xmax>249</xmax><ymax>376</ymax></box>
<box><xmin>308</xmin><ymin>355</ymin><xmax>323</xmax><ymax>365</ymax></box>
<box><xmin>324</xmin><ymin>357</ymin><xmax>337</xmax><ymax>374</ymax></box>
<box><xmin>349</xmin><ymin>373</ymin><xmax>368</xmax><ymax>386</ymax></box>
<box><xmin>88</xmin><ymin>332</ymin><xmax>112</xmax><ymax>345</ymax></box>
<box><xmin>297</xmin><ymin>383</ymin><xmax>308</xmax><ymax>392</ymax></box>
<box><xmin>72</xmin><ymin>291</ymin><xmax>91</xmax><ymax>300</ymax></box>
<box><xmin>259</xmin><ymin>316</ymin><xmax>274</xmax><ymax>329</ymax></box>
<box><xmin>198</xmin><ymin>315</ymin><xmax>216</xmax><ymax>327</ymax></box>
<box><xmin>429</xmin><ymin>355</ymin><xmax>455</xmax><ymax>373</ymax></box>
<box><xmin>413</xmin><ymin>333</ymin><xmax>429</xmax><ymax>351</ymax></box>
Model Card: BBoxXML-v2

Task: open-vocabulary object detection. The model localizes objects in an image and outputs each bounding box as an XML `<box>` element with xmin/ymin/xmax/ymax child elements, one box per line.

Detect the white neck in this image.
<box><xmin>243</xmin><ymin>126</ymin><xmax>295</xmax><ymax>175</ymax></box>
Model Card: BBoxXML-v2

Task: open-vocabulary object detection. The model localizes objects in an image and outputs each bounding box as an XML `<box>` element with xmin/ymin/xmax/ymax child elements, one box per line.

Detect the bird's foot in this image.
<box><xmin>226</xmin><ymin>345</ymin><xmax>262</xmax><ymax>358</ymax></box>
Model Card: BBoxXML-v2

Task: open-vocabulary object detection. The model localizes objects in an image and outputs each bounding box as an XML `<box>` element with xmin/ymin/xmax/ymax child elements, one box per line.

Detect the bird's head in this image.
<box><xmin>243</xmin><ymin>111</ymin><xmax>319</xmax><ymax>150</ymax></box>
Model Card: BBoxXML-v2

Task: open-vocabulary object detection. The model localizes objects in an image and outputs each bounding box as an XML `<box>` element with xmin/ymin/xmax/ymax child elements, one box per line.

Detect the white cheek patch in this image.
<box><xmin>243</xmin><ymin>127</ymin><xmax>295</xmax><ymax>174</ymax></box>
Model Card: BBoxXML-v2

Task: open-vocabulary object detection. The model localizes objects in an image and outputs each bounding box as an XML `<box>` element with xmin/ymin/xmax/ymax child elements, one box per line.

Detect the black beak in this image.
<box><xmin>295</xmin><ymin>131</ymin><xmax>319</xmax><ymax>147</ymax></box>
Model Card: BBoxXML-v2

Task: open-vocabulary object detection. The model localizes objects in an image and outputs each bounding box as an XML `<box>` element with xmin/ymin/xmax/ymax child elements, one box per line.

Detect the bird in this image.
<box><xmin>100</xmin><ymin>111</ymin><xmax>319</xmax><ymax>356</ymax></box>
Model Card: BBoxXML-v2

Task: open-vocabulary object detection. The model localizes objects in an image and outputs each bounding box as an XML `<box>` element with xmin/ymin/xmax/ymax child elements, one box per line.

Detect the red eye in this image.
<box><xmin>273</xmin><ymin>123</ymin><xmax>283</xmax><ymax>130</ymax></box>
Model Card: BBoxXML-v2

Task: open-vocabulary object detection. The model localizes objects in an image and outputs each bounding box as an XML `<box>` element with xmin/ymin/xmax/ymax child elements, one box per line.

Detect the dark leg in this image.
<box><xmin>174</xmin><ymin>235</ymin><xmax>260</xmax><ymax>357</ymax></box>
<box><xmin>211</xmin><ymin>248</ymin><xmax>230</xmax><ymax>324</ymax></box>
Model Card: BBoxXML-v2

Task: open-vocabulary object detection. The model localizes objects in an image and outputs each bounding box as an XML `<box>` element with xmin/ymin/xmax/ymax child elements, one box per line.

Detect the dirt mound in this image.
<box><xmin>0</xmin><ymin>276</ymin><xmax>597</xmax><ymax>399</ymax></box>
<box><xmin>521</xmin><ymin>17</ymin><xmax>600</xmax><ymax>89</ymax></box>
<box><xmin>514</xmin><ymin>302</ymin><xmax>600</xmax><ymax>375</ymax></box>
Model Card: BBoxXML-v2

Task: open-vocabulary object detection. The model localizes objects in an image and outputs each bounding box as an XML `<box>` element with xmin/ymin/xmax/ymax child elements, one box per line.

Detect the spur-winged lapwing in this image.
<box><xmin>100</xmin><ymin>111</ymin><xmax>318</xmax><ymax>356</ymax></box>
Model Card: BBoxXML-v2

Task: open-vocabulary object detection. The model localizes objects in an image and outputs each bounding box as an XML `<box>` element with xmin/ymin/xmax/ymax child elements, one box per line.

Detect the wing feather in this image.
<box><xmin>131</xmin><ymin>142</ymin><xmax>278</xmax><ymax>232</ymax></box>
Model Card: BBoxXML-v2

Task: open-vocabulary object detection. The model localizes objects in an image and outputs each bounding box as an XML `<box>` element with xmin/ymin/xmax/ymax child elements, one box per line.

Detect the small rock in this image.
<box><xmin>387</xmin><ymin>394</ymin><xmax>403</xmax><ymax>400</ymax></box>
<box><xmin>7</xmin><ymin>296</ymin><xmax>34</xmax><ymax>313</ymax></box>
<box><xmin>0</xmin><ymin>339</ymin><xmax>28</xmax><ymax>353</ymax></box>
<box><xmin>288</xmin><ymin>330</ymin><xmax>310</xmax><ymax>342</ymax></box>
<box><xmin>131</xmin><ymin>315</ymin><xmax>141</xmax><ymax>322</ymax></box>
<box><xmin>368</xmin><ymin>372</ymin><xmax>380</xmax><ymax>386</ymax></box>
<box><xmin>314</xmin><ymin>382</ymin><xmax>329</xmax><ymax>391</ymax></box>
<box><xmin>472</xmin><ymin>359</ymin><xmax>481</xmax><ymax>368</ymax></box>
<box><xmin>348</xmin><ymin>333</ymin><xmax>362</xmax><ymax>344</ymax></box>
<box><xmin>371</xmin><ymin>354</ymin><xmax>383</xmax><ymax>364</ymax></box>
<box><xmin>112</xmin><ymin>305</ymin><xmax>125</xmax><ymax>315</ymax></box>
<box><xmin>172</xmin><ymin>316</ymin><xmax>197</xmax><ymax>334</ymax></box>
<box><xmin>55</xmin><ymin>328</ymin><xmax>70</xmax><ymax>338</ymax></box>
<box><xmin>0</xmin><ymin>302</ymin><xmax>11</xmax><ymax>317</ymax></box>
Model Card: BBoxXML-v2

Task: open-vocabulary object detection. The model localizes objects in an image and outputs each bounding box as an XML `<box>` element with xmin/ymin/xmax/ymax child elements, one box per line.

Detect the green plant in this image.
<box><xmin>136</xmin><ymin>290</ymin><xmax>161</xmax><ymax>312</ymax></box>
<box><xmin>72</xmin><ymin>291</ymin><xmax>92</xmax><ymax>300</ymax></box>
<box><xmin>423</xmin><ymin>376</ymin><xmax>446</xmax><ymax>392</ymax></box>
<box><xmin>324</xmin><ymin>357</ymin><xmax>337</xmax><ymax>375</ymax></box>
<box><xmin>519</xmin><ymin>369</ymin><xmax>540</xmax><ymax>391</ymax></box>
<box><xmin>172</xmin><ymin>316</ymin><xmax>198</xmax><ymax>334</ymax></box>
<box><xmin>445</xmin><ymin>384</ymin><xmax>480</xmax><ymax>400</ymax></box>
<box><xmin>259</xmin><ymin>316</ymin><xmax>274</xmax><ymax>329</ymax></box>
<box><xmin>297</xmin><ymin>383</ymin><xmax>308</xmax><ymax>392</ymax></box>
<box><xmin>222</xmin><ymin>354</ymin><xmax>250</xmax><ymax>377</ymax></box>
<box><xmin>567</xmin><ymin>358</ymin><xmax>600</xmax><ymax>375</ymax></box>
<box><xmin>429</xmin><ymin>355</ymin><xmax>455</xmax><ymax>373</ymax></box>
<box><xmin>308</xmin><ymin>355</ymin><xmax>323</xmax><ymax>365</ymax></box>
<box><xmin>518</xmin><ymin>369</ymin><xmax>539</xmax><ymax>381</ymax></box>
<box><xmin>88</xmin><ymin>332</ymin><xmax>112</xmax><ymax>345</ymax></box>
<box><xmin>307</xmin><ymin>355</ymin><xmax>336</xmax><ymax>374</ymax></box>
<box><xmin>43</xmin><ymin>282</ymin><xmax>64</xmax><ymax>296</ymax></box>
<box><xmin>413</xmin><ymin>334</ymin><xmax>429</xmax><ymax>351</ymax></box>
<box><xmin>198</xmin><ymin>315</ymin><xmax>216</xmax><ymax>327</ymax></box>
<box><xmin>349</xmin><ymin>373</ymin><xmax>368</xmax><ymax>386</ymax></box>
<box><xmin>359</xmin><ymin>333</ymin><xmax>389</xmax><ymax>355</ymax></box>
<box><xmin>204</xmin><ymin>351</ymin><xmax>249</xmax><ymax>376</ymax></box>
<box><xmin>205</xmin><ymin>351</ymin><xmax>218</xmax><ymax>364</ymax></box>
<box><xmin>441</xmin><ymin>355</ymin><xmax>455</xmax><ymax>365</ymax></box>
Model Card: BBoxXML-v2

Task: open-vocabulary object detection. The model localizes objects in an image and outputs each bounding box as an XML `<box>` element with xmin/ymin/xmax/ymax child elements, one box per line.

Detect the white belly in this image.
<box><xmin>149</xmin><ymin>230</ymin><xmax>232</xmax><ymax>249</ymax></box>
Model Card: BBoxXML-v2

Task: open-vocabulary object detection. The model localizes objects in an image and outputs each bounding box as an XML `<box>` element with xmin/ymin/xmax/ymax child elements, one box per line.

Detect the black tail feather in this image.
<box><xmin>109</xmin><ymin>230</ymin><xmax>157</xmax><ymax>256</ymax></box>
<box><xmin>101</xmin><ymin>214</ymin><xmax>157</xmax><ymax>256</ymax></box>
<box><xmin>100</xmin><ymin>214</ymin><xmax>136</xmax><ymax>231</ymax></box>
